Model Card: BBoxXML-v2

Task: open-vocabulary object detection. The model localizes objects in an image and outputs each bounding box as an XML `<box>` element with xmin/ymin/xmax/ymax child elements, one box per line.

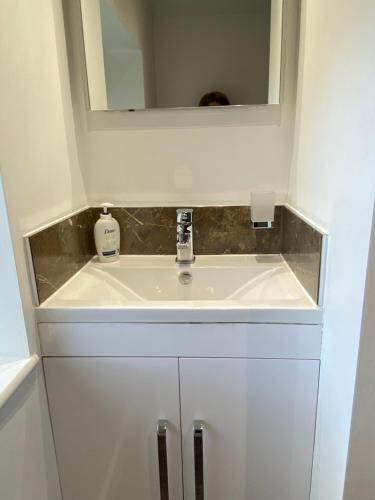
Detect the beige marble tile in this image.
<box><xmin>281</xmin><ymin>207</ymin><xmax>323</xmax><ymax>303</ymax></box>
<box><xmin>29</xmin><ymin>210</ymin><xmax>96</xmax><ymax>303</ymax></box>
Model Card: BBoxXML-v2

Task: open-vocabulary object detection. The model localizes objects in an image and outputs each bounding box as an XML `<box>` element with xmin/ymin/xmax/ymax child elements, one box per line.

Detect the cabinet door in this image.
<box><xmin>179</xmin><ymin>358</ymin><xmax>319</xmax><ymax>500</ymax></box>
<box><xmin>44</xmin><ymin>358</ymin><xmax>183</xmax><ymax>500</ymax></box>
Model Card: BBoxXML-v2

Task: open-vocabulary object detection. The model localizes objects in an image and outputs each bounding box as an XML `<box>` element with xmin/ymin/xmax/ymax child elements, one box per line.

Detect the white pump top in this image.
<box><xmin>100</xmin><ymin>202</ymin><xmax>114</xmax><ymax>219</ymax></box>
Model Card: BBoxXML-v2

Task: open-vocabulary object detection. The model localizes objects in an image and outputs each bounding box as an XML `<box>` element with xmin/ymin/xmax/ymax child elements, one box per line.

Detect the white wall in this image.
<box><xmin>100</xmin><ymin>0</ymin><xmax>146</xmax><ymax>110</ymax></box>
<box><xmin>344</xmin><ymin>204</ymin><xmax>375</xmax><ymax>500</ymax></box>
<box><xmin>153</xmin><ymin>8</ymin><xmax>270</xmax><ymax>107</ymax></box>
<box><xmin>0</xmin><ymin>177</ymin><xmax>28</xmax><ymax>358</ymax></box>
<box><xmin>109</xmin><ymin>0</ymin><xmax>156</xmax><ymax>107</ymax></box>
<box><xmin>0</xmin><ymin>1</ymin><xmax>88</xmax><ymax>495</ymax></box>
<box><xmin>65</xmin><ymin>0</ymin><xmax>300</xmax><ymax>206</ymax></box>
<box><xmin>80</xmin><ymin>0</ymin><xmax>108</xmax><ymax>110</ymax></box>
<box><xmin>0</xmin><ymin>365</ymin><xmax>62</xmax><ymax>500</ymax></box>
<box><xmin>288</xmin><ymin>1</ymin><xmax>375</xmax><ymax>498</ymax></box>
<box><xmin>0</xmin><ymin>0</ymin><xmax>87</xmax><ymax>354</ymax></box>
<box><xmin>103</xmin><ymin>47</ymin><xmax>146</xmax><ymax>110</ymax></box>
<box><xmin>268</xmin><ymin>0</ymin><xmax>283</xmax><ymax>104</ymax></box>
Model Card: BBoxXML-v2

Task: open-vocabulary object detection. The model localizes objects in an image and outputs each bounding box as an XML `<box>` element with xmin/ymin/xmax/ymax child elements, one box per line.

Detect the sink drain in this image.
<box><xmin>179</xmin><ymin>271</ymin><xmax>193</xmax><ymax>285</ymax></box>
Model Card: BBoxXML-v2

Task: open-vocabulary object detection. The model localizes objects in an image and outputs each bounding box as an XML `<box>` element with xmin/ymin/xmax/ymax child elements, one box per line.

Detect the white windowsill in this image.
<box><xmin>0</xmin><ymin>354</ymin><xmax>39</xmax><ymax>410</ymax></box>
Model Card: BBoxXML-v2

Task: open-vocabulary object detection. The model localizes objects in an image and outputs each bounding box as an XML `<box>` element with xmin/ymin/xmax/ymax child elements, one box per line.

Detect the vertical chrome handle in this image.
<box><xmin>194</xmin><ymin>421</ymin><xmax>204</xmax><ymax>500</ymax></box>
<box><xmin>157</xmin><ymin>420</ymin><xmax>169</xmax><ymax>500</ymax></box>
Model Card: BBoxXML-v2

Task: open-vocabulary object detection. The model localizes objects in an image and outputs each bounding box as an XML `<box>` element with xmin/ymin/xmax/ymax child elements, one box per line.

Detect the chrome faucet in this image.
<box><xmin>176</xmin><ymin>208</ymin><xmax>195</xmax><ymax>264</ymax></box>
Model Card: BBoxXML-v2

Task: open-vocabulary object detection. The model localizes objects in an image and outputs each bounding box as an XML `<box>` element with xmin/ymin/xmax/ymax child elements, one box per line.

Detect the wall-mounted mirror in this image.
<box><xmin>80</xmin><ymin>0</ymin><xmax>284</xmax><ymax>111</ymax></box>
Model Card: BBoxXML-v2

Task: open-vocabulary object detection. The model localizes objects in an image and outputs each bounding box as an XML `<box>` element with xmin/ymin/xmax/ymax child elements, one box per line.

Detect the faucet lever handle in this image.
<box><xmin>176</xmin><ymin>208</ymin><xmax>193</xmax><ymax>225</ymax></box>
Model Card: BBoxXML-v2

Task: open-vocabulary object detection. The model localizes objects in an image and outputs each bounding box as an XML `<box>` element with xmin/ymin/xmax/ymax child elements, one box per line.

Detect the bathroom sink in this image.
<box><xmin>42</xmin><ymin>255</ymin><xmax>308</xmax><ymax>303</ymax></box>
<box><xmin>36</xmin><ymin>255</ymin><xmax>321</xmax><ymax>324</ymax></box>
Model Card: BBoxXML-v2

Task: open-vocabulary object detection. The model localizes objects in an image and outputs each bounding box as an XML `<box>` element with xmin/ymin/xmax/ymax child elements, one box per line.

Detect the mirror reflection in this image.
<box><xmin>80</xmin><ymin>0</ymin><xmax>284</xmax><ymax>111</ymax></box>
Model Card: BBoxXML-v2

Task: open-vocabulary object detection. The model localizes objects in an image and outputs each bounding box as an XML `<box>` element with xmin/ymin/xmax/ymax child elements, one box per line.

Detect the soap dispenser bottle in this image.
<box><xmin>94</xmin><ymin>203</ymin><xmax>120</xmax><ymax>263</ymax></box>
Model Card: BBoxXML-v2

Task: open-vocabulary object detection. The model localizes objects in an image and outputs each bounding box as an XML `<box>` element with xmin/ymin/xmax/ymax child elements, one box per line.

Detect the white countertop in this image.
<box><xmin>36</xmin><ymin>255</ymin><xmax>322</xmax><ymax>325</ymax></box>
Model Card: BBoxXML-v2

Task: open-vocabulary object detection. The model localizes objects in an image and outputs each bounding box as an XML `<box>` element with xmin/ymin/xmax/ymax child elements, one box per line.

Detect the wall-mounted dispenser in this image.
<box><xmin>250</xmin><ymin>191</ymin><xmax>275</xmax><ymax>229</ymax></box>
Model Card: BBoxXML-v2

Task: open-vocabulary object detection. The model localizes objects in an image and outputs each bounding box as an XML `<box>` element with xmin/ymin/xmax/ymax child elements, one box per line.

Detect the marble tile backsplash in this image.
<box><xmin>281</xmin><ymin>208</ymin><xmax>323</xmax><ymax>304</ymax></box>
<box><xmin>28</xmin><ymin>210</ymin><xmax>96</xmax><ymax>304</ymax></box>
<box><xmin>27</xmin><ymin>206</ymin><xmax>324</xmax><ymax>304</ymax></box>
<box><xmin>90</xmin><ymin>206</ymin><xmax>283</xmax><ymax>256</ymax></box>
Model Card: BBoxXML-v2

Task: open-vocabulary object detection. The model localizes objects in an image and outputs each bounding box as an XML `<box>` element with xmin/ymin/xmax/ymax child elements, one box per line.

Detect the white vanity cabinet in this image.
<box><xmin>179</xmin><ymin>358</ymin><xmax>319</xmax><ymax>500</ymax></box>
<box><xmin>44</xmin><ymin>358</ymin><xmax>184</xmax><ymax>500</ymax></box>
<box><xmin>44</xmin><ymin>354</ymin><xmax>319</xmax><ymax>500</ymax></box>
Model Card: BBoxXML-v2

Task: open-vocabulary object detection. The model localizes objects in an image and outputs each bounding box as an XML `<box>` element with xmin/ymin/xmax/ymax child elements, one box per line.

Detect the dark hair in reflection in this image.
<box><xmin>199</xmin><ymin>91</ymin><xmax>231</xmax><ymax>107</ymax></box>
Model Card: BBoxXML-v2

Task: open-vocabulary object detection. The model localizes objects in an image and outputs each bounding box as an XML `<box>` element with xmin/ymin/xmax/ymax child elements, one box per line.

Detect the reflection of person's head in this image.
<box><xmin>199</xmin><ymin>91</ymin><xmax>230</xmax><ymax>107</ymax></box>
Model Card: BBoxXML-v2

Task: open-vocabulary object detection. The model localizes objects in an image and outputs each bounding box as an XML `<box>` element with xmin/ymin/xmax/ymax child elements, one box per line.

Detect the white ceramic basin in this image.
<box><xmin>37</xmin><ymin>255</ymin><xmax>321</xmax><ymax>324</ymax></box>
